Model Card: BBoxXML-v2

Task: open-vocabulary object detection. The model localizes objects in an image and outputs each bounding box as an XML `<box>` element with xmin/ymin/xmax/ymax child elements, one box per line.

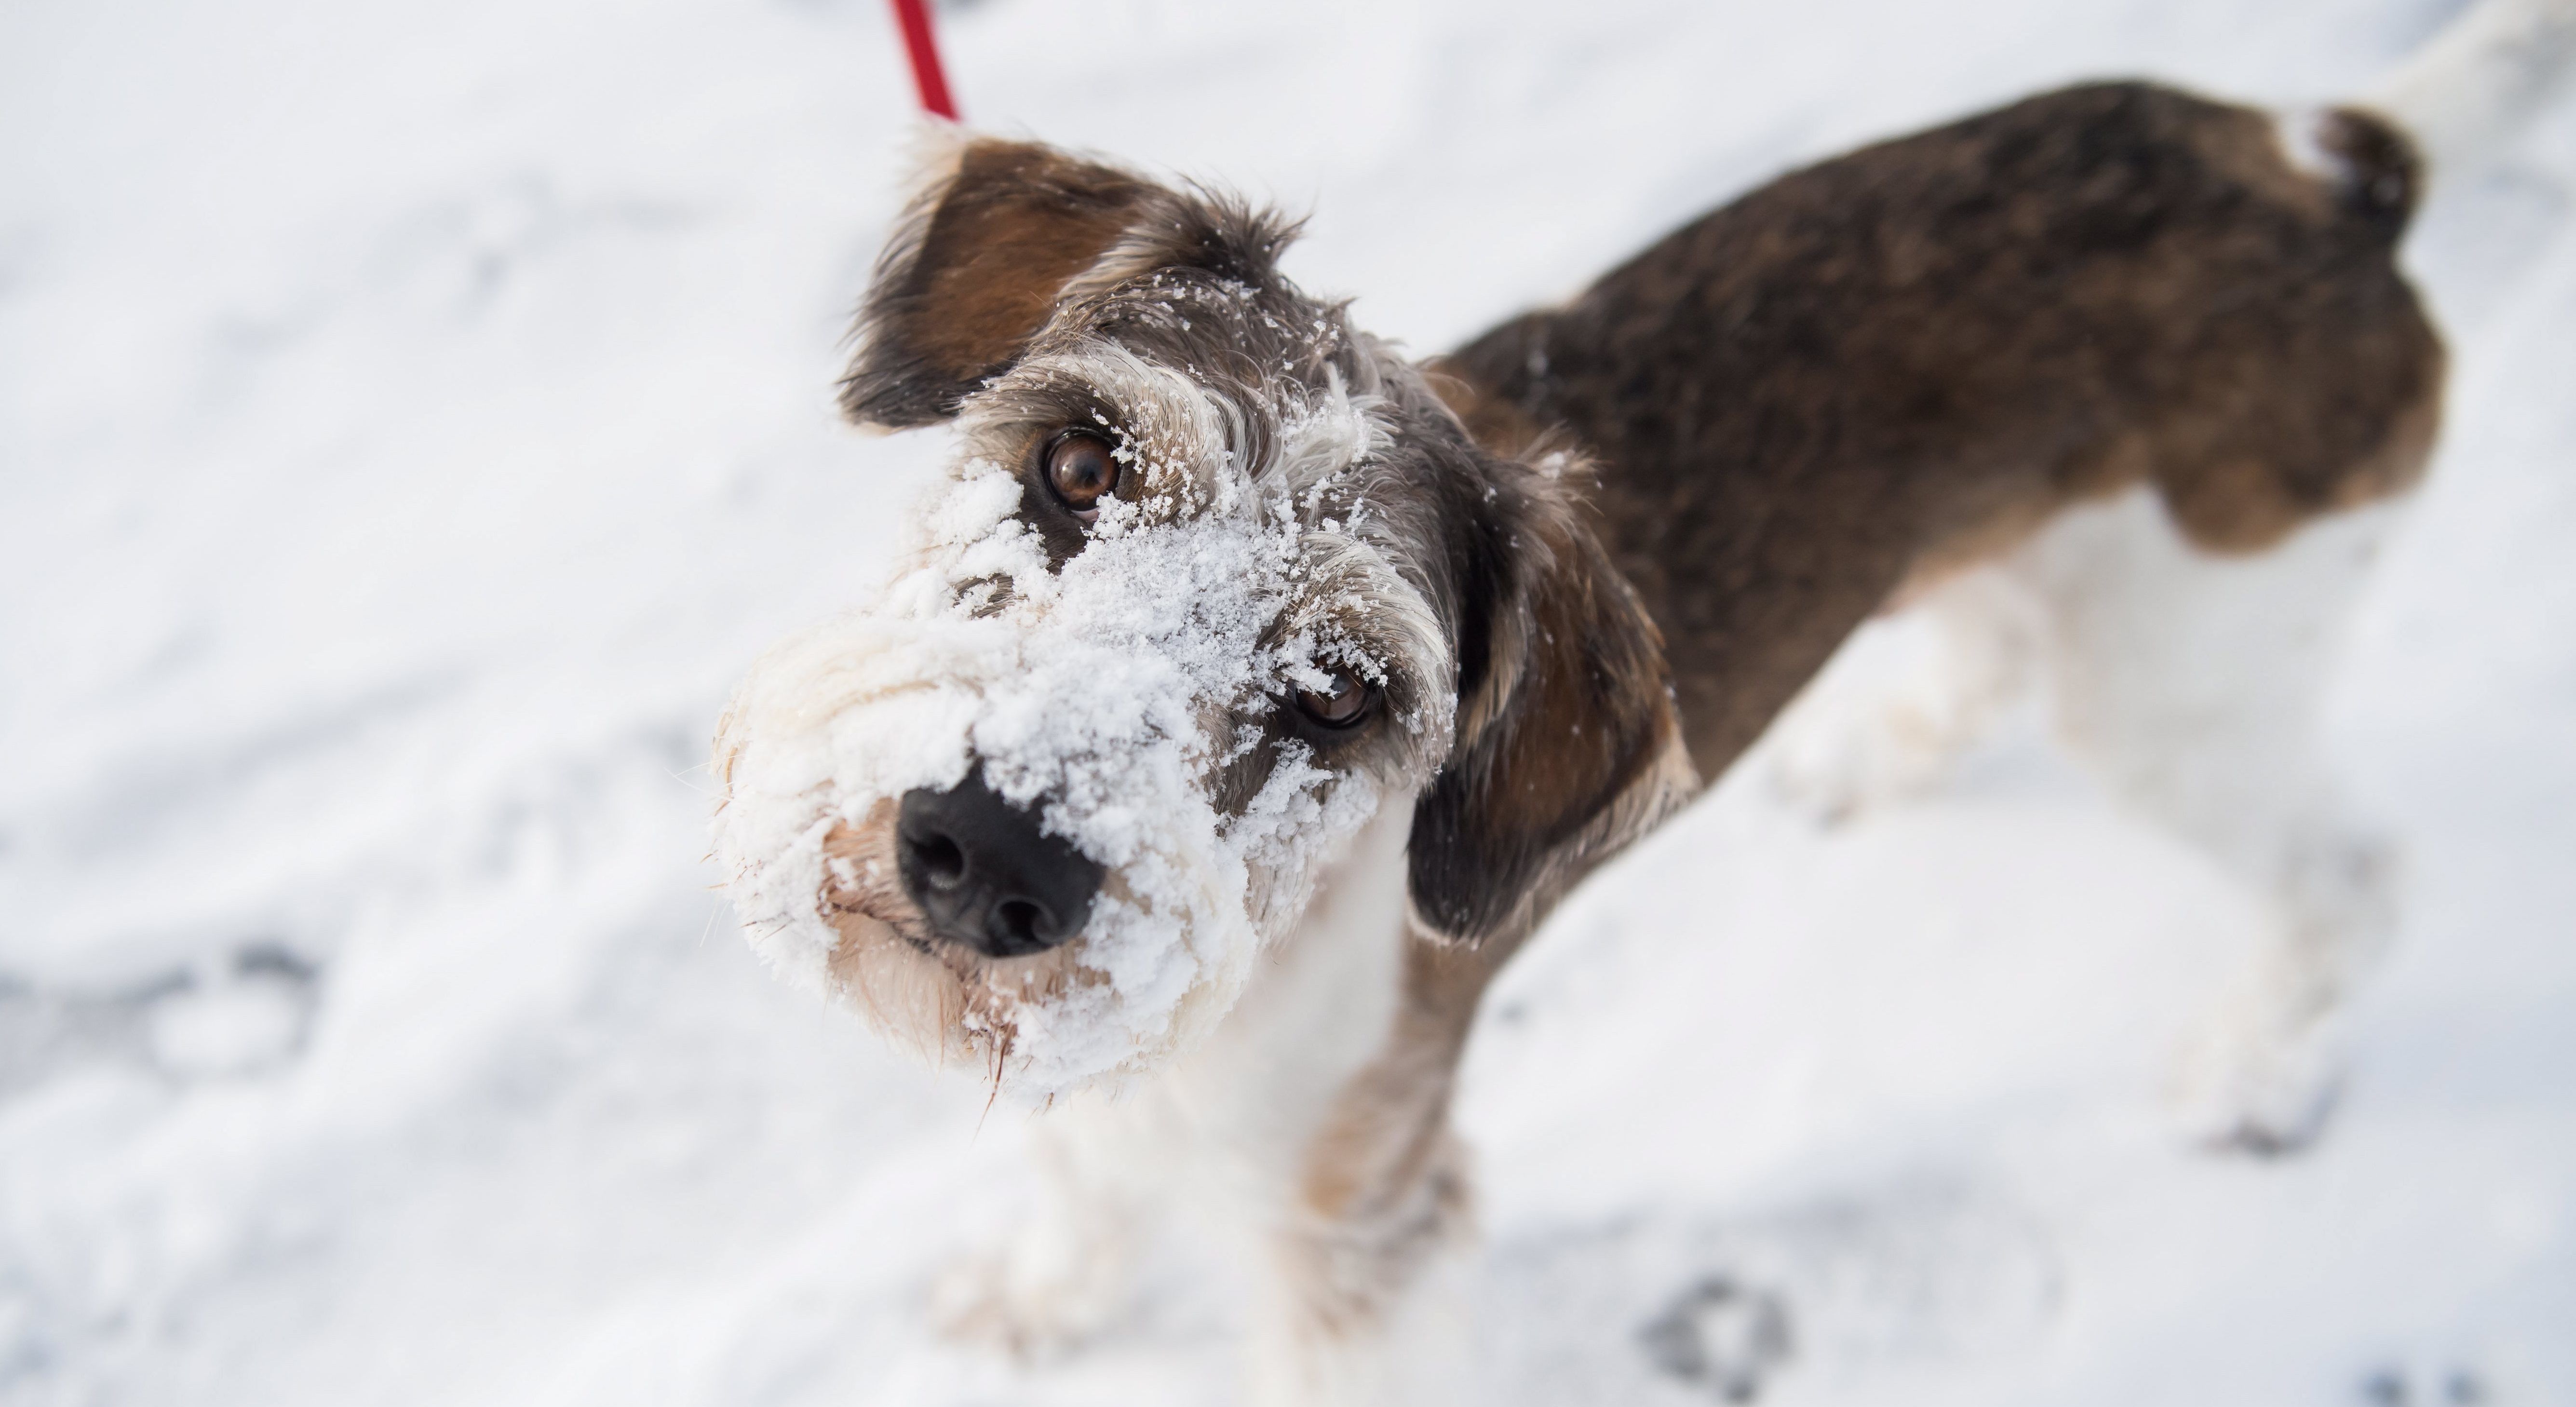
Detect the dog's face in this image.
<box><xmin>713</xmin><ymin>135</ymin><xmax>1691</xmax><ymax>1095</ymax></box>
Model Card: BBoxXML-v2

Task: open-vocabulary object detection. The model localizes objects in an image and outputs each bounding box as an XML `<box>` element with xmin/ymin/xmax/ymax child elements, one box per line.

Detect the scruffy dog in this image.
<box><xmin>713</xmin><ymin>1</ymin><xmax>2574</xmax><ymax>1399</ymax></box>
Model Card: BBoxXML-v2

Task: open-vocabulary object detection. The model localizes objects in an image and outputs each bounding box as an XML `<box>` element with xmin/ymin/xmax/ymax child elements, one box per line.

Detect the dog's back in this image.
<box><xmin>1439</xmin><ymin>80</ymin><xmax>2441</xmax><ymax>778</ymax></box>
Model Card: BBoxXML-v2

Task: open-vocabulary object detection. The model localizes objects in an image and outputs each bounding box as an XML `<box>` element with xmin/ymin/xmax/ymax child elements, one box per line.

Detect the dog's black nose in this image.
<box><xmin>896</xmin><ymin>772</ymin><xmax>1103</xmax><ymax>958</ymax></box>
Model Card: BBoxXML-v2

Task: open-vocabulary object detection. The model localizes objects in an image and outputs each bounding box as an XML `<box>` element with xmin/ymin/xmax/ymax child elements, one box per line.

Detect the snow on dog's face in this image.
<box><xmin>714</xmin><ymin>136</ymin><xmax>1692</xmax><ymax>1096</ymax></box>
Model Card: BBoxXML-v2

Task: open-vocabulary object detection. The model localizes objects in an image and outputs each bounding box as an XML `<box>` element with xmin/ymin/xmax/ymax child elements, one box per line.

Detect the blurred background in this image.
<box><xmin>3</xmin><ymin>0</ymin><xmax>2572</xmax><ymax>1403</ymax></box>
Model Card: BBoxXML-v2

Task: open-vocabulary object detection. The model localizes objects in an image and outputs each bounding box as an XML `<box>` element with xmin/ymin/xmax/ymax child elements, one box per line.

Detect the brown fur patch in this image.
<box><xmin>841</xmin><ymin>139</ymin><xmax>1156</xmax><ymax>427</ymax></box>
<box><xmin>1279</xmin><ymin>84</ymin><xmax>2451</xmax><ymax>1344</ymax></box>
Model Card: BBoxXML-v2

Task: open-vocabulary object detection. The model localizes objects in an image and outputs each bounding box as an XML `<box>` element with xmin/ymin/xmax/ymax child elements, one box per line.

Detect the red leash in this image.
<box><xmin>888</xmin><ymin>0</ymin><xmax>959</xmax><ymax>120</ymax></box>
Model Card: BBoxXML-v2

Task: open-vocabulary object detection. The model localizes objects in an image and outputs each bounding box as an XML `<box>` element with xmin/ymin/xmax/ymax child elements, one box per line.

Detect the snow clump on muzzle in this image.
<box><xmin>711</xmin><ymin>438</ymin><xmax>1385</xmax><ymax>1094</ymax></box>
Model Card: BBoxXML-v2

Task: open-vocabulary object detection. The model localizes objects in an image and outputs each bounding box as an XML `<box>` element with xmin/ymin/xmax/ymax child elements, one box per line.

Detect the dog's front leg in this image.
<box><xmin>1245</xmin><ymin>965</ymin><xmax>1484</xmax><ymax>1407</ymax></box>
<box><xmin>1762</xmin><ymin>563</ymin><xmax>2044</xmax><ymax>825</ymax></box>
<box><xmin>1152</xmin><ymin>799</ymin><xmax>1484</xmax><ymax>1404</ymax></box>
<box><xmin>930</xmin><ymin>1092</ymin><xmax>1160</xmax><ymax>1360</ymax></box>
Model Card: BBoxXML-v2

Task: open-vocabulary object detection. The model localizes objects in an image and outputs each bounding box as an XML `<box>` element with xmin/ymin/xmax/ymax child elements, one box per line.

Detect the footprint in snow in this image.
<box><xmin>2361</xmin><ymin>1364</ymin><xmax>2487</xmax><ymax>1405</ymax></box>
<box><xmin>1475</xmin><ymin>1179</ymin><xmax>2060</xmax><ymax>1405</ymax></box>
<box><xmin>1639</xmin><ymin>1275</ymin><xmax>1794</xmax><ymax>1403</ymax></box>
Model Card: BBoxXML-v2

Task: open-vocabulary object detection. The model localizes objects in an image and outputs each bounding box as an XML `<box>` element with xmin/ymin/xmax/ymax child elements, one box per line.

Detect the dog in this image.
<box><xmin>711</xmin><ymin>0</ymin><xmax>2576</xmax><ymax>1398</ymax></box>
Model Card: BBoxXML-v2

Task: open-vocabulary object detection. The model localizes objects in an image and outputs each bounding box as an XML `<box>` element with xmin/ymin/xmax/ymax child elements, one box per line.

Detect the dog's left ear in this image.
<box><xmin>1407</xmin><ymin>466</ymin><xmax>1695</xmax><ymax>948</ymax></box>
<box><xmin>840</xmin><ymin>135</ymin><xmax>1160</xmax><ymax>428</ymax></box>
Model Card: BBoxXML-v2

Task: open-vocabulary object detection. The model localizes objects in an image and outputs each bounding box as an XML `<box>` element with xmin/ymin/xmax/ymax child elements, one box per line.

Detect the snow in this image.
<box><xmin>2</xmin><ymin>0</ymin><xmax>2571</xmax><ymax>1404</ymax></box>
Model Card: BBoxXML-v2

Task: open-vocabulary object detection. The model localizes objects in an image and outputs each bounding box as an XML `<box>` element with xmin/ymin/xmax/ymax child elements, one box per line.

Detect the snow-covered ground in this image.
<box><xmin>4</xmin><ymin>0</ymin><xmax>2572</xmax><ymax>1402</ymax></box>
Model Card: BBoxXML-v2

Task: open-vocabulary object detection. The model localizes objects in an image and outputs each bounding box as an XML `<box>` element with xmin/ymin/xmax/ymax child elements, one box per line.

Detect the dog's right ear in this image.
<box><xmin>1404</xmin><ymin>456</ymin><xmax>1697</xmax><ymax>953</ymax></box>
<box><xmin>840</xmin><ymin>135</ymin><xmax>1159</xmax><ymax>428</ymax></box>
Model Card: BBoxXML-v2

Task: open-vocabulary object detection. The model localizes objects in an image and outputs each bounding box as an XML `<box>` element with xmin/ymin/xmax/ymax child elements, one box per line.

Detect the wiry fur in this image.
<box><xmin>714</xmin><ymin>9</ymin><xmax>2574</xmax><ymax>1393</ymax></box>
<box><xmin>713</xmin><ymin>130</ymin><xmax>1686</xmax><ymax>1401</ymax></box>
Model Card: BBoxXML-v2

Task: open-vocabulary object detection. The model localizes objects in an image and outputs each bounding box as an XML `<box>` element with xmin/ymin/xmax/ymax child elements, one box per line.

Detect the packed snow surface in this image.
<box><xmin>3</xmin><ymin>0</ymin><xmax>2573</xmax><ymax>1404</ymax></box>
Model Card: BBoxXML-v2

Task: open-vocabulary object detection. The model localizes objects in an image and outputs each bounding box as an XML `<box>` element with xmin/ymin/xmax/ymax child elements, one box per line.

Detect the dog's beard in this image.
<box><xmin>712</xmin><ymin>453</ymin><xmax>1387</xmax><ymax>1096</ymax></box>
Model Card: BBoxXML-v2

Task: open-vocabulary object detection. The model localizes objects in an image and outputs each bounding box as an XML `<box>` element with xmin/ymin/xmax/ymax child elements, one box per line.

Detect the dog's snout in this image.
<box><xmin>896</xmin><ymin>772</ymin><xmax>1103</xmax><ymax>958</ymax></box>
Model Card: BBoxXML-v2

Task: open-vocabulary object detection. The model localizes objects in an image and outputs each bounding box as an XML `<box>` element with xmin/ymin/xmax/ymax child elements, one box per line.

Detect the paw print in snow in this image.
<box><xmin>1638</xmin><ymin>1276</ymin><xmax>1794</xmax><ymax>1403</ymax></box>
<box><xmin>2361</xmin><ymin>1364</ymin><xmax>2486</xmax><ymax>1405</ymax></box>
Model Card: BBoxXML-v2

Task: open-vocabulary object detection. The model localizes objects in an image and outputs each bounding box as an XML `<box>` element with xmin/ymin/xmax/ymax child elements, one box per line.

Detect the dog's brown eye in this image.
<box><xmin>1045</xmin><ymin>433</ymin><xmax>1118</xmax><ymax>518</ymax></box>
<box><xmin>1295</xmin><ymin>669</ymin><xmax>1372</xmax><ymax>729</ymax></box>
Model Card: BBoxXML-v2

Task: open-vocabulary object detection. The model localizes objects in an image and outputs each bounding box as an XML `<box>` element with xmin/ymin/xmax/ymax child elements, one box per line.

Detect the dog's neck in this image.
<box><xmin>1160</xmin><ymin>797</ymin><xmax>1417</xmax><ymax>1142</ymax></box>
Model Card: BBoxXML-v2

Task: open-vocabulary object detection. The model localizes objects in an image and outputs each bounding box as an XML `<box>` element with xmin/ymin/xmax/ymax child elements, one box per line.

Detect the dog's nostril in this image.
<box><xmin>907</xmin><ymin>832</ymin><xmax>968</xmax><ymax>890</ymax></box>
<box><xmin>991</xmin><ymin>899</ymin><xmax>1050</xmax><ymax>952</ymax></box>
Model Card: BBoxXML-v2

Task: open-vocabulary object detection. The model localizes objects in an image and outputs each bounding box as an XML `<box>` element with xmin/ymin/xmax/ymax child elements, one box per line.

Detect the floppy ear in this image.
<box><xmin>840</xmin><ymin>135</ymin><xmax>1159</xmax><ymax>428</ymax></box>
<box><xmin>1407</xmin><ymin>467</ymin><xmax>1697</xmax><ymax>949</ymax></box>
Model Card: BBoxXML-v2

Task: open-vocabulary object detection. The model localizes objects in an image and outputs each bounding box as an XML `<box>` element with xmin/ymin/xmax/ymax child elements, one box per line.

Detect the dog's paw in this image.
<box><xmin>927</xmin><ymin>1222</ymin><xmax>1134</xmax><ymax>1364</ymax></box>
<box><xmin>1638</xmin><ymin>1276</ymin><xmax>1795</xmax><ymax>1403</ymax></box>
<box><xmin>1760</xmin><ymin>657</ymin><xmax>1986</xmax><ymax>827</ymax></box>
<box><xmin>2168</xmin><ymin>992</ymin><xmax>2347</xmax><ymax>1157</ymax></box>
<box><xmin>1763</xmin><ymin>717</ymin><xmax>1923</xmax><ymax>827</ymax></box>
<box><xmin>1764</xmin><ymin>710</ymin><xmax>1966</xmax><ymax>829</ymax></box>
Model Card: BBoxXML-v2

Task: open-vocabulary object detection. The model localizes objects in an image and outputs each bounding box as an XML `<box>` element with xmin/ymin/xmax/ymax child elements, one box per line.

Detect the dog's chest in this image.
<box><xmin>1158</xmin><ymin>797</ymin><xmax>1416</xmax><ymax>1167</ymax></box>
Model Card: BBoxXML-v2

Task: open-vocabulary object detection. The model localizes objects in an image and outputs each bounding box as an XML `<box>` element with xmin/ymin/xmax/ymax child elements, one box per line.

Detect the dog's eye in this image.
<box><xmin>1295</xmin><ymin>669</ymin><xmax>1374</xmax><ymax>729</ymax></box>
<box><xmin>1044</xmin><ymin>432</ymin><xmax>1118</xmax><ymax>520</ymax></box>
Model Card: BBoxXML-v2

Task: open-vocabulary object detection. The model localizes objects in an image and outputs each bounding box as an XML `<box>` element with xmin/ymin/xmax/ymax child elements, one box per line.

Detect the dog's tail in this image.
<box><xmin>2363</xmin><ymin>0</ymin><xmax>2576</xmax><ymax>194</ymax></box>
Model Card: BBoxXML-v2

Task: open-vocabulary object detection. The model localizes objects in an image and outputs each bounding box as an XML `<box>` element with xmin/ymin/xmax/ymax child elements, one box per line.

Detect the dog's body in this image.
<box><xmin>1443</xmin><ymin>82</ymin><xmax>2438</xmax><ymax>776</ymax></box>
<box><xmin>1441</xmin><ymin>80</ymin><xmax>2442</xmax><ymax>1161</ymax></box>
<box><xmin>713</xmin><ymin>3</ymin><xmax>2576</xmax><ymax>1399</ymax></box>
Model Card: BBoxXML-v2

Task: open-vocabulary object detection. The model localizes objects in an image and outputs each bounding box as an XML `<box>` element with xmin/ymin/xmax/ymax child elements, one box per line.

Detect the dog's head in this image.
<box><xmin>713</xmin><ymin>135</ymin><xmax>1692</xmax><ymax>1094</ymax></box>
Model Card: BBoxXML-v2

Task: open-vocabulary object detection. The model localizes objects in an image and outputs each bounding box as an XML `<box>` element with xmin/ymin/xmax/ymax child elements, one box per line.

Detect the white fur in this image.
<box><xmin>2271</xmin><ymin>106</ymin><xmax>2344</xmax><ymax>183</ymax></box>
<box><xmin>1175</xmin><ymin>797</ymin><xmax>1461</xmax><ymax>1407</ymax></box>
<box><xmin>1766</xmin><ymin>567</ymin><xmax>2042</xmax><ymax>825</ymax></box>
<box><xmin>1767</xmin><ymin>487</ymin><xmax>2405</xmax><ymax>1150</ymax></box>
<box><xmin>937</xmin><ymin>799</ymin><xmax>1455</xmax><ymax>1402</ymax></box>
<box><xmin>2022</xmin><ymin>491</ymin><xmax>2404</xmax><ymax>1150</ymax></box>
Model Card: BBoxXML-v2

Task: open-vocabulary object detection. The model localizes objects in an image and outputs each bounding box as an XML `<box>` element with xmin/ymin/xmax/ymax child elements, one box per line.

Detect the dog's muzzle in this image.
<box><xmin>896</xmin><ymin>771</ymin><xmax>1105</xmax><ymax>958</ymax></box>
